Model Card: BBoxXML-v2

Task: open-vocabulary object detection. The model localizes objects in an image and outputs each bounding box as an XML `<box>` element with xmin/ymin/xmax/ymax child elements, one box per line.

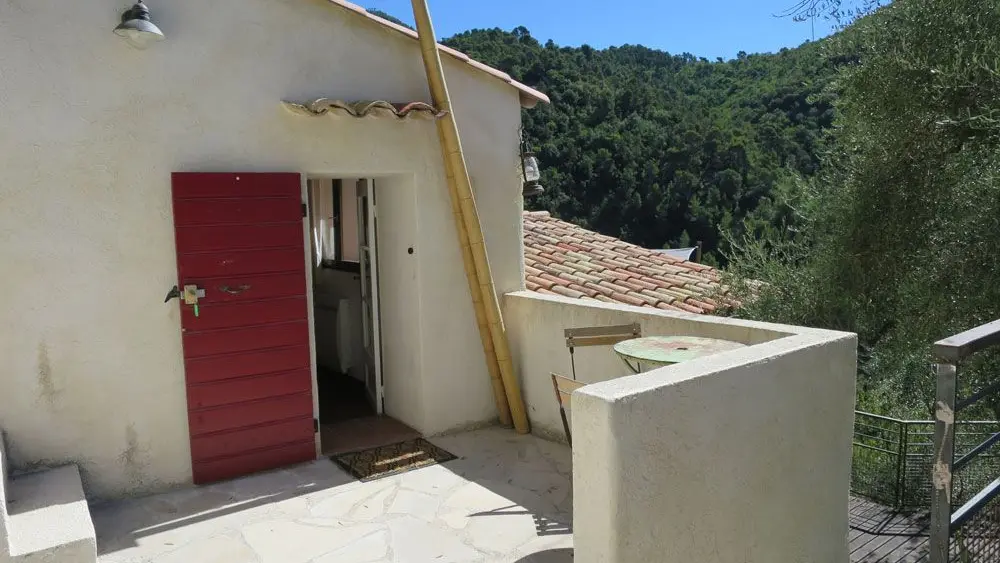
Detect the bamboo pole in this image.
<box><xmin>442</xmin><ymin>135</ymin><xmax>513</xmax><ymax>428</ymax></box>
<box><xmin>410</xmin><ymin>0</ymin><xmax>530</xmax><ymax>434</ymax></box>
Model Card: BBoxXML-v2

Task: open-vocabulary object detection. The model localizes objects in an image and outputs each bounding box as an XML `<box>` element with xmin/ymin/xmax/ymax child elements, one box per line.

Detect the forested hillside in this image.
<box><xmin>726</xmin><ymin>0</ymin><xmax>1000</xmax><ymax>417</ymax></box>
<box><xmin>443</xmin><ymin>28</ymin><xmax>845</xmax><ymax>264</ymax></box>
<box><xmin>378</xmin><ymin>2</ymin><xmax>1000</xmax><ymax>418</ymax></box>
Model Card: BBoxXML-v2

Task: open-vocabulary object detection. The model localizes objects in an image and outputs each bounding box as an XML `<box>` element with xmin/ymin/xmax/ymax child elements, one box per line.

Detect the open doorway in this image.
<box><xmin>306</xmin><ymin>177</ymin><xmax>419</xmax><ymax>455</ymax></box>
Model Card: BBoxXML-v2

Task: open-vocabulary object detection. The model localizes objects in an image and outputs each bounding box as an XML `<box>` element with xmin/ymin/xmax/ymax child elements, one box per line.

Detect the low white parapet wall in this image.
<box><xmin>504</xmin><ymin>291</ymin><xmax>857</xmax><ymax>563</ymax></box>
<box><xmin>504</xmin><ymin>291</ymin><xmax>792</xmax><ymax>441</ymax></box>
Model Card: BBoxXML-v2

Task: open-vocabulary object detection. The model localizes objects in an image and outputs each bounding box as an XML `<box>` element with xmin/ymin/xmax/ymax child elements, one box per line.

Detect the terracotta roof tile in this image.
<box><xmin>693</xmin><ymin>301</ymin><xmax>717</xmax><ymax>313</ymax></box>
<box><xmin>641</xmin><ymin>288</ymin><xmax>678</xmax><ymax>304</ymax></box>
<box><xmin>568</xmin><ymin>284</ymin><xmax>600</xmax><ymax>298</ymax></box>
<box><xmin>523</xmin><ymin>211</ymin><xmax>732</xmax><ymax>314</ymax></box>
<box><xmin>538</xmin><ymin>272</ymin><xmax>571</xmax><ymax>287</ymax></box>
<box><xmin>674</xmin><ymin>302</ymin><xmax>706</xmax><ymax>314</ymax></box>
<box><xmin>573</xmin><ymin>271</ymin><xmax>604</xmax><ymax>284</ymax></box>
<box><xmin>597</xmin><ymin>279</ymin><xmax>633</xmax><ymax>295</ymax></box>
<box><xmin>583</xmin><ymin>282</ymin><xmax>614</xmax><ymax>297</ymax></box>
<box><xmin>525</xmin><ymin>275</ymin><xmax>550</xmax><ymax>289</ymax></box>
<box><xmin>551</xmin><ymin>285</ymin><xmax>586</xmax><ymax>299</ymax></box>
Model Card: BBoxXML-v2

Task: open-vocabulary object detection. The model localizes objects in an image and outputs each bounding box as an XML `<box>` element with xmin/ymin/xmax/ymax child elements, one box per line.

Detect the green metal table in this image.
<box><xmin>613</xmin><ymin>335</ymin><xmax>747</xmax><ymax>373</ymax></box>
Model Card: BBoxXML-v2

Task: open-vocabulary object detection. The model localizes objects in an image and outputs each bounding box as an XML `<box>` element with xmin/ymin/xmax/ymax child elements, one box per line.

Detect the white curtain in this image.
<box><xmin>308</xmin><ymin>179</ymin><xmax>336</xmax><ymax>267</ymax></box>
<box><xmin>308</xmin><ymin>178</ymin><xmax>361</xmax><ymax>266</ymax></box>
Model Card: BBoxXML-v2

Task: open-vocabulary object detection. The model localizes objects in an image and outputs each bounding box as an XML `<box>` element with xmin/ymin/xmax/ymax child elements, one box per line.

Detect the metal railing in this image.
<box><xmin>930</xmin><ymin>320</ymin><xmax>1000</xmax><ymax>563</ymax></box>
<box><xmin>852</xmin><ymin>412</ymin><xmax>999</xmax><ymax>510</ymax></box>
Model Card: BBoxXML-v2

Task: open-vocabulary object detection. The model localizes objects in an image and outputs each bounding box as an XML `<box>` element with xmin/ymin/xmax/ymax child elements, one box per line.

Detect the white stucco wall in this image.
<box><xmin>504</xmin><ymin>291</ymin><xmax>794</xmax><ymax>441</ymax></box>
<box><xmin>504</xmin><ymin>292</ymin><xmax>857</xmax><ymax>563</ymax></box>
<box><xmin>0</xmin><ymin>0</ymin><xmax>526</xmax><ymax>498</ymax></box>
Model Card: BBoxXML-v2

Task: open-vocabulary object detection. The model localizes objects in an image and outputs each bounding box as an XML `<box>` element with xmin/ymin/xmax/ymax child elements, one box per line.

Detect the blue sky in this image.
<box><xmin>364</xmin><ymin>0</ymin><xmax>838</xmax><ymax>60</ymax></box>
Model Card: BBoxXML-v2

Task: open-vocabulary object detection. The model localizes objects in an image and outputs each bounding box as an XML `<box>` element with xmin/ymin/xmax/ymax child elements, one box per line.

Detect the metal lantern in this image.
<box><xmin>521</xmin><ymin>141</ymin><xmax>544</xmax><ymax>197</ymax></box>
<box><xmin>114</xmin><ymin>2</ymin><xmax>164</xmax><ymax>49</ymax></box>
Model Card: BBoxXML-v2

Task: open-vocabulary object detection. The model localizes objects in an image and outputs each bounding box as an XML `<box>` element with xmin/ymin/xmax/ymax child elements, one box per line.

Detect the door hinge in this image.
<box><xmin>302</xmin><ymin>203</ymin><xmax>308</xmax><ymax>218</ymax></box>
<box><xmin>313</xmin><ymin>418</ymin><xmax>319</xmax><ymax>433</ymax></box>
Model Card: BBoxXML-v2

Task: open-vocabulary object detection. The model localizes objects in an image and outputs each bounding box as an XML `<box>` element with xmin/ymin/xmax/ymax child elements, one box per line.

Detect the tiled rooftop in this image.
<box><xmin>523</xmin><ymin>211</ymin><xmax>728</xmax><ymax>314</ymax></box>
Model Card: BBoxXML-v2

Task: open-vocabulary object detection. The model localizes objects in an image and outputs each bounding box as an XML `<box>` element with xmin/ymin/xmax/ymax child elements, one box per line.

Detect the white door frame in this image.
<box><xmin>302</xmin><ymin>176</ymin><xmax>322</xmax><ymax>457</ymax></box>
<box><xmin>357</xmin><ymin>179</ymin><xmax>384</xmax><ymax>414</ymax></box>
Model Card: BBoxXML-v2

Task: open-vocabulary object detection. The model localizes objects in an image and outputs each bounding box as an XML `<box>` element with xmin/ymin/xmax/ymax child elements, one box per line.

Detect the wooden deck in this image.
<box><xmin>850</xmin><ymin>495</ymin><xmax>930</xmax><ymax>563</ymax></box>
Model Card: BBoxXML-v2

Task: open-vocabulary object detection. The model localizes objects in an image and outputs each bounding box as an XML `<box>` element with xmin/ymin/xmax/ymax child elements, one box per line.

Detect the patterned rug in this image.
<box><xmin>332</xmin><ymin>438</ymin><xmax>457</xmax><ymax>482</ymax></box>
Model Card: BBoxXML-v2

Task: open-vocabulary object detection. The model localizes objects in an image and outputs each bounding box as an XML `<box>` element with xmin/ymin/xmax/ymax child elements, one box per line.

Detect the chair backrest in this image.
<box><xmin>564</xmin><ymin>323</ymin><xmax>641</xmax><ymax>349</ymax></box>
<box><xmin>563</xmin><ymin>323</ymin><xmax>642</xmax><ymax>380</ymax></box>
<box><xmin>551</xmin><ymin>373</ymin><xmax>584</xmax><ymax>445</ymax></box>
<box><xmin>551</xmin><ymin>373</ymin><xmax>585</xmax><ymax>409</ymax></box>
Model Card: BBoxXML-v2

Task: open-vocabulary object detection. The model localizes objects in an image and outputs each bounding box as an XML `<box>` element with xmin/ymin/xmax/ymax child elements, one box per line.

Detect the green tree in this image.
<box><xmin>727</xmin><ymin>0</ymin><xmax>1000</xmax><ymax>417</ymax></box>
<box><xmin>367</xmin><ymin>8</ymin><xmax>413</xmax><ymax>30</ymax></box>
<box><xmin>777</xmin><ymin>0</ymin><xmax>884</xmax><ymax>24</ymax></box>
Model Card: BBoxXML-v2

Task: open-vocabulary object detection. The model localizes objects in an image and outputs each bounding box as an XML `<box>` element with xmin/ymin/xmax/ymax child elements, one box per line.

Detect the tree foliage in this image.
<box><xmin>368</xmin><ymin>9</ymin><xmax>413</xmax><ymax>30</ymax></box>
<box><xmin>443</xmin><ymin>28</ymin><xmax>843</xmax><ymax>264</ymax></box>
<box><xmin>726</xmin><ymin>0</ymin><xmax>1000</xmax><ymax>417</ymax></box>
<box><xmin>777</xmin><ymin>0</ymin><xmax>884</xmax><ymax>24</ymax></box>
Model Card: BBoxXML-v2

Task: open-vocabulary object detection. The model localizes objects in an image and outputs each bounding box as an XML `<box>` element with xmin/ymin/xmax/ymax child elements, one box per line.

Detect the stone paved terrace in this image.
<box><xmin>91</xmin><ymin>428</ymin><xmax>573</xmax><ymax>563</ymax></box>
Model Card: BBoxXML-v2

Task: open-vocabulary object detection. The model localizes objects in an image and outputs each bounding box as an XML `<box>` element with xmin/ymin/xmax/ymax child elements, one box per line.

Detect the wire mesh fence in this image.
<box><xmin>952</xmin><ymin>492</ymin><xmax>1000</xmax><ymax>563</ymax></box>
<box><xmin>852</xmin><ymin>412</ymin><xmax>907</xmax><ymax>507</ymax></box>
<box><xmin>852</xmin><ymin>412</ymin><xmax>1000</xmax><ymax>510</ymax></box>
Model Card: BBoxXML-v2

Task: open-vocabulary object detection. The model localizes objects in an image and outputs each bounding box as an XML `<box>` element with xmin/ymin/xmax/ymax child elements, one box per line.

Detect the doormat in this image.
<box><xmin>331</xmin><ymin>438</ymin><xmax>457</xmax><ymax>482</ymax></box>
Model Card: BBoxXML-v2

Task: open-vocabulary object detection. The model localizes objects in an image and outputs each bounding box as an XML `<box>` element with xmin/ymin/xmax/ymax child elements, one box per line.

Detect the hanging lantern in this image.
<box><xmin>114</xmin><ymin>2</ymin><xmax>165</xmax><ymax>49</ymax></box>
<box><xmin>521</xmin><ymin>140</ymin><xmax>544</xmax><ymax>197</ymax></box>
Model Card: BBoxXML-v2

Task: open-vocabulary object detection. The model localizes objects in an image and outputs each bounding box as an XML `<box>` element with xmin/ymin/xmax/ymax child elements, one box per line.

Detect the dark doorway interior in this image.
<box><xmin>317</xmin><ymin>366</ymin><xmax>374</xmax><ymax>424</ymax></box>
<box><xmin>317</xmin><ymin>366</ymin><xmax>420</xmax><ymax>457</ymax></box>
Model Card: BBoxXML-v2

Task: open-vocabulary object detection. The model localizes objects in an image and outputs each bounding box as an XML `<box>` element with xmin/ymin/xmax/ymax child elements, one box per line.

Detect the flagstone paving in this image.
<box><xmin>91</xmin><ymin>427</ymin><xmax>573</xmax><ymax>563</ymax></box>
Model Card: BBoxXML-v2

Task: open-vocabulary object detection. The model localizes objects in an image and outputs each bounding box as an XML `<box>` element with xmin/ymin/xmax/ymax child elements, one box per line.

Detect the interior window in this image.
<box><xmin>310</xmin><ymin>179</ymin><xmax>360</xmax><ymax>272</ymax></box>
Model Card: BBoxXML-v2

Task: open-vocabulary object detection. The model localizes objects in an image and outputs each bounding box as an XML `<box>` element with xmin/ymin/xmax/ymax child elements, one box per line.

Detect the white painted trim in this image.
<box><xmin>368</xmin><ymin>179</ymin><xmax>384</xmax><ymax>415</ymax></box>
<box><xmin>357</xmin><ymin>179</ymin><xmax>385</xmax><ymax>415</ymax></box>
<box><xmin>302</xmin><ymin>175</ymin><xmax>321</xmax><ymax>458</ymax></box>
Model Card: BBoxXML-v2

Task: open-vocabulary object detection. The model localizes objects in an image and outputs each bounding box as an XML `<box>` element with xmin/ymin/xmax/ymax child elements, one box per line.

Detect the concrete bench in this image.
<box><xmin>1</xmin><ymin>430</ymin><xmax>96</xmax><ymax>563</ymax></box>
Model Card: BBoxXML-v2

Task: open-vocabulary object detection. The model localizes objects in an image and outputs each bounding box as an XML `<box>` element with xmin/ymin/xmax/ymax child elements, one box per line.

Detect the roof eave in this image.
<box><xmin>326</xmin><ymin>0</ymin><xmax>550</xmax><ymax>108</ymax></box>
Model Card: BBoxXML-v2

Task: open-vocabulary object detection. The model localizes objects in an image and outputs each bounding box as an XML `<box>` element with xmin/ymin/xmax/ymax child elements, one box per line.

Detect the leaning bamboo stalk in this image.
<box><xmin>441</xmin><ymin>133</ymin><xmax>513</xmax><ymax>428</ymax></box>
<box><xmin>410</xmin><ymin>0</ymin><xmax>530</xmax><ymax>434</ymax></box>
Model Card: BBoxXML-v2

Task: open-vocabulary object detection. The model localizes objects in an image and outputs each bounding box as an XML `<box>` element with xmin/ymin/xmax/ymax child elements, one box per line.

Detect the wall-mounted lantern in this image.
<box><xmin>114</xmin><ymin>2</ymin><xmax>164</xmax><ymax>49</ymax></box>
<box><xmin>521</xmin><ymin>137</ymin><xmax>544</xmax><ymax>198</ymax></box>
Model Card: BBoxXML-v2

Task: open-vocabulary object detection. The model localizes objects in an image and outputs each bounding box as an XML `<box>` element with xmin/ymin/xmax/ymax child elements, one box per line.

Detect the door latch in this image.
<box><xmin>164</xmin><ymin>285</ymin><xmax>181</xmax><ymax>303</ymax></box>
<box><xmin>183</xmin><ymin>284</ymin><xmax>205</xmax><ymax>304</ymax></box>
<box><xmin>183</xmin><ymin>285</ymin><xmax>206</xmax><ymax>317</ymax></box>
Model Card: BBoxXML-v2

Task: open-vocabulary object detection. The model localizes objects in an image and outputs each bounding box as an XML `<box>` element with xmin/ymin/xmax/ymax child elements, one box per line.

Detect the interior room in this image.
<box><xmin>306</xmin><ymin>177</ymin><xmax>419</xmax><ymax>455</ymax></box>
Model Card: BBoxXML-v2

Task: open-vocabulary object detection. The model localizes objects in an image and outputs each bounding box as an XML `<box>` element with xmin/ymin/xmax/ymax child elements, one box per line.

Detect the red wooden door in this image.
<box><xmin>171</xmin><ymin>172</ymin><xmax>315</xmax><ymax>484</ymax></box>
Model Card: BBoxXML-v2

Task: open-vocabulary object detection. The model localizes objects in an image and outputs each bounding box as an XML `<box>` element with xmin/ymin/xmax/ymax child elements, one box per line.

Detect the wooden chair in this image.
<box><xmin>551</xmin><ymin>323</ymin><xmax>642</xmax><ymax>445</ymax></box>
<box><xmin>550</xmin><ymin>373</ymin><xmax>584</xmax><ymax>447</ymax></box>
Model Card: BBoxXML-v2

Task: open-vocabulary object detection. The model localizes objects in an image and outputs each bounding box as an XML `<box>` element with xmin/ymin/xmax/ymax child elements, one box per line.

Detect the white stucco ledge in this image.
<box><xmin>502</xmin><ymin>291</ymin><xmax>857</xmax><ymax>563</ymax></box>
<box><xmin>2</xmin><ymin>464</ymin><xmax>96</xmax><ymax>563</ymax></box>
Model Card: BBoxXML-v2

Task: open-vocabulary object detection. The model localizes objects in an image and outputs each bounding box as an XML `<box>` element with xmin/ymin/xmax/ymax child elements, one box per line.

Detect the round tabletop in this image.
<box><xmin>613</xmin><ymin>336</ymin><xmax>747</xmax><ymax>367</ymax></box>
